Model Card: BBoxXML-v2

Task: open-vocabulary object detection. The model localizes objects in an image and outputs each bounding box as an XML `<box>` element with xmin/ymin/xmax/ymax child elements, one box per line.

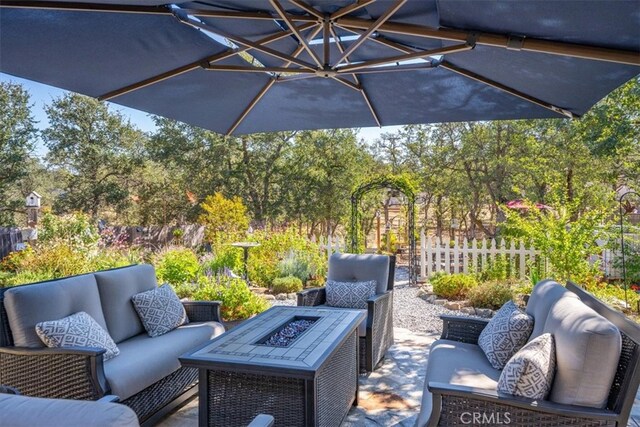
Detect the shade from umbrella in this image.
<box><xmin>1</xmin><ymin>0</ymin><xmax>638</xmax><ymax>135</ymax></box>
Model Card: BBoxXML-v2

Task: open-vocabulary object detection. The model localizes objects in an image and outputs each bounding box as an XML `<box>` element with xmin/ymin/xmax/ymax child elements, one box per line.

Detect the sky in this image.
<box><xmin>0</xmin><ymin>72</ymin><xmax>402</xmax><ymax>154</ymax></box>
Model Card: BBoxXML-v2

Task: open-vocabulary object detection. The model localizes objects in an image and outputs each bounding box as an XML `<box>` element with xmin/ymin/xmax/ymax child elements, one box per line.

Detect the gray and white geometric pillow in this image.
<box><xmin>478</xmin><ymin>300</ymin><xmax>534</xmax><ymax>369</ymax></box>
<box><xmin>325</xmin><ymin>280</ymin><xmax>377</xmax><ymax>309</ymax></box>
<box><xmin>35</xmin><ymin>311</ymin><xmax>120</xmax><ymax>361</ymax></box>
<box><xmin>498</xmin><ymin>333</ymin><xmax>556</xmax><ymax>400</ymax></box>
<box><xmin>132</xmin><ymin>284</ymin><xmax>189</xmax><ymax>338</ymax></box>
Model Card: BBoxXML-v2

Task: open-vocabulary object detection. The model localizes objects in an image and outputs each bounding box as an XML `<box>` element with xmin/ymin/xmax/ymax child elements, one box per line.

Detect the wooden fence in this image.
<box><xmin>109</xmin><ymin>225</ymin><xmax>206</xmax><ymax>249</ymax></box>
<box><xmin>419</xmin><ymin>230</ymin><xmax>543</xmax><ymax>279</ymax></box>
<box><xmin>0</xmin><ymin>228</ymin><xmax>24</xmax><ymax>260</ymax></box>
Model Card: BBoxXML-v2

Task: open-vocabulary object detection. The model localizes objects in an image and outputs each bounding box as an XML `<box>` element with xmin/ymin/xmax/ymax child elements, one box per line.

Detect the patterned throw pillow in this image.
<box><xmin>478</xmin><ymin>300</ymin><xmax>534</xmax><ymax>369</ymax></box>
<box><xmin>35</xmin><ymin>311</ymin><xmax>120</xmax><ymax>361</ymax></box>
<box><xmin>325</xmin><ymin>280</ymin><xmax>377</xmax><ymax>309</ymax></box>
<box><xmin>132</xmin><ymin>284</ymin><xmax>189</xmax><ymax>337</ymax></box>
<box><xmin>498</xmin><ymin>333</ymin><xmax>556</xmax><ymax>399</ymax></box>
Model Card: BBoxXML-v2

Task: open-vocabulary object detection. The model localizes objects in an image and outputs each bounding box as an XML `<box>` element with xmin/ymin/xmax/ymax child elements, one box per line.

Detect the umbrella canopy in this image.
<box><xmin>1</xmin><ymin>0</ymin><xmax>638</xmax><ymax>135</ymax></box>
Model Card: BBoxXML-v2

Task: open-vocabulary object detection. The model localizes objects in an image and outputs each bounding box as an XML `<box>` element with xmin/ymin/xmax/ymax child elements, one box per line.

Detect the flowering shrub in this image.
<box><xmin>272</xmin><ymin>276</ymin><xmax>303</xmax><ymax>294</ymax></box>
<box><xmin>247</xmin><ymin>229</ymin><xmax>327</xmax><ymax>288</ymax></box>
<box><xmin>152</xmin><ymin>247</ymin><xmax>200</xmax><ymax>286</ymax></box>
<box><xmin>431</xmin><ymin>273</ymin><xmax>478</xmax><ymax>300</ymax></box>
<box><xmin>468</xmin><ymin>280</ymin><xmax>515</xmax><ymax>309</ymax></box>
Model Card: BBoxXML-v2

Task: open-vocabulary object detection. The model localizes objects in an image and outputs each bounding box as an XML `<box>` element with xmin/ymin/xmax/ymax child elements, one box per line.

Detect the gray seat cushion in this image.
<box><xmin>314</xmin><ymin>304</ymin><xmax>367</xmax><ymax>337</ymax></box>
<box><xmin>3</xmin><ymin>274</ymin><xmax>108</xmax><ymax>348</ymax></box>
<box><xmin>94</xmin><ymin>265</ymin><xmax>157</xmax><ymax>343</ymax></box>
<box><xmin>104</xmin><ymin>321</ymin><xmax>224</xmax><ymax>400</ymax></box>
<box><xmin>327</xmin><ymin>253</ymin><xmax>390</xmax><ymax>294</ymax></box>
<box><xmin>0</xmin><ymin>393</ymin><xmax>139</xmax><ymax>427</ymax></box>
<box><xmin>543</xmin><ymin>294</ymin><xmax>621</xmax><ymax>408</ymax></box>
<box><xmin>417</xmin><ymin>339</ymin><xmax>501</xmax><ymax>427</ymax></box>
<box><xmin>525</xmin><ymin>279</ymin><xmax>579</xmax><ymax>340</ymax></box>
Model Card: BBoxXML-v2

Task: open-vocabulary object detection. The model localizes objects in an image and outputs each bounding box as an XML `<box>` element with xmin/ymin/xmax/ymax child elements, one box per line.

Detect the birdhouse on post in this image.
<box><xmin>25</xmin><ymin>191</ymin><xmax>41</xmax><ymax>227</ymax></box>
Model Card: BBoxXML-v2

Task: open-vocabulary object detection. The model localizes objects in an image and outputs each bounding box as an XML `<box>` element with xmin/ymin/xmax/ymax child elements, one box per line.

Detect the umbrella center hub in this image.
<box><xmin>316</xmin><ymin>68</ymin><xmax>337</xmax><ymax>78</ymax></box>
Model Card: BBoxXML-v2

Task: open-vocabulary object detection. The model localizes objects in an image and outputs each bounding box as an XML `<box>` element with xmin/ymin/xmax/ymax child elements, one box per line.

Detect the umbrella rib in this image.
<box><xmin>184</xmin><ymin>9</ymin><xmax>316</xmax><ymax>22</ymax></box>
<box><xmin>440</xmin><ymin>61</ymin><xmax>575</xmax><ymax>118</ymax></box>
<box><xmin>98</xmin><ymin>23</ymin><xmax>317</xmax><ymax>101</ymax></box>
<box><xmin>289</xmin><ymin>0</ymin><xmax>325</xmax><ymax>20</ymax></box>
<box><xmin>323</xmin><ymin>19</ymin><xmax>331</xmax><ymax>66</ymax></box>
<box><xmin>330</xmin><ymin>25</ymin><xmax>382</xmax><ymax>127</ymax></box>
<box><xmin>0</xmin><ymin>3</ymin><xmax>314</xmax><ymax>23</ymax></box>
<box><xmin>275</xmin><ymin>74</ymin><xmax>318</xmax><ymax>82</ymax></box>
<box><xmin>338</xmin><ymin>43</ymin><xmax>473</xmax><ymax>73</ymax></box>
<box><xmin>227</xmin><ymin>79</ymin><xmax>276</xmax><ymax>135</ymax></box>
<box><xmin>0</xmin><ymin>1</ymin><xmax>169</xmax><ymax>14</ymax></box>
<box><xmin>335</xmin><ymin>16</ymin><xmax>640</xmax><ymax>66</ymax></box>
<box><xmin>174</xmin><ymin>12</ymin><xmax>317</xmax><ymax>70</ymax></box>
<box><xmin>206</xmin><ymin>65</ymin><xmax>315</xmax><ymax>74</ymax></box>
<box><xmin>345</xmin><ymin>64</ymin><xmax>437</xmax><ymax>74</ymax></box>
<box><xmin>336</xmin><ymin>25</ymin><xmax>415</xmax><ymax>54</ymax></box>
<box><xmin>331</xmin><ymin>0</ymin><xmax>377</xmax><ymax>20</ymax></box>
<box><xmin>270</xmin><ymin>0</ymin><xmax>323</xmax><ymax>68</ymax></box>
<box><xmin>331</xmin><ymin>76</ymin><xmax>361</xmax><ymax>91</ymax></box>
<box><xmin>334</xmin><ymin>0</ymin><xmax>407</xmax><ymax>67</ymax></box>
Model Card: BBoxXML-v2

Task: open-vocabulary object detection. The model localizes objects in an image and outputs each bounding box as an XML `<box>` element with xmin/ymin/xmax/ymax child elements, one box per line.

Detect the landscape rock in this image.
<box><xmin>434</xmin><ymin>299</ymin><xmax>447</xmax><ymax>306</ymax></box>
<box><xmin>261</xmin><ymin>294</ymin><xmax>276</xmax><ymax>301</ymax></box>
<box><xmin>275</xmin><ymin>294</ymin><xmax>288</xmax><ymax>301</ymax></box>
<box><xmin>460</xmin><ymin>307</ymin><xmax>476</xmax><ymax>315</ymax></box>
<box><xmin>444</xmin><ymin>301</ymin><xmax>462</xmax><ymax>310</ymax></box>
<box><xmin>287</xmin><ymin>293</ymin><xmax>297</xmax><ymax>300</ymax></box>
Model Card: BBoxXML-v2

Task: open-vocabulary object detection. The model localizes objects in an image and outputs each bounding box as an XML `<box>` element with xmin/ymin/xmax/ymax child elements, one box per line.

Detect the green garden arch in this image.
<box><xmin>350</xmin><ymin>175</ymin><xmax>417</xmax><ymax>285</ymax></box>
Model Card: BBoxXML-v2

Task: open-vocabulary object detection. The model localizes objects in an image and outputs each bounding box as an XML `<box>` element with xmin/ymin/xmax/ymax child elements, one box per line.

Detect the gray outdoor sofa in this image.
<box><xmin>0</xmin><ymin>264</ymin><xmax>225</xmax><ymax>426</ymax></box>
<box><xmin>417</xmin><ymin>279</ymin><xmax>640</xmax><ymax>427</ymax></box>
<box><xmin>297</xmin><ymin>253</ymin><xmax>395</xmax><ymax>372</ymax></box>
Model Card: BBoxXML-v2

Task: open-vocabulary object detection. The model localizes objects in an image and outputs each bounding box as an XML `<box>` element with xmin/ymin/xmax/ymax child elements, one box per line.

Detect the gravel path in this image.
<box><xmin>392</xmin><ymin>283</ymin><xmax>464</xmax><ymax>334</ymax></box>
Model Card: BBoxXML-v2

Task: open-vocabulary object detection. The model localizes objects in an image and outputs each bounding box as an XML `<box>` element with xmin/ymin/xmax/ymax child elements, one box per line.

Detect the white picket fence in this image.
<box><xmin>419</xmin><ymin>229</ymin><xmax>543</xmax><ymax>279</ymax></box>
<box><xmin>600</xmin><ymin>236</ymin><xmax>640</xmax><ymax>279</ymax></box>
<box><xmin>311</xmin><ymin>235</ymin><xmax>347</xmax><ymax>262</ymax></box>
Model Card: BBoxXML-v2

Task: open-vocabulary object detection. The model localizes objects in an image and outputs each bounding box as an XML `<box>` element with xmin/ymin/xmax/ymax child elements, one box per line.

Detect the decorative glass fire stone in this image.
<box><xmin>258</xmin><ymin>317</ymin><xmax>318</xmax><ymax>347</ymax></box>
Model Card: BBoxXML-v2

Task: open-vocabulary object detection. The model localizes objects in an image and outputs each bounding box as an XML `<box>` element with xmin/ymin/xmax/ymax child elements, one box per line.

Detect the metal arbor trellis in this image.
<box><xmin>350</xmin><ymin>177</ymin><xmax>417</xmax><ymax>285</ymax></box>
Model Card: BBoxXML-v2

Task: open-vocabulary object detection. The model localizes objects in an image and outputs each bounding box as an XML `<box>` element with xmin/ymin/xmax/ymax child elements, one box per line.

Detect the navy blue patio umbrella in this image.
<box><xmin>1</xmin><ymin>0</ymin><xmax>638</xmax><ymax>135</ymax></box>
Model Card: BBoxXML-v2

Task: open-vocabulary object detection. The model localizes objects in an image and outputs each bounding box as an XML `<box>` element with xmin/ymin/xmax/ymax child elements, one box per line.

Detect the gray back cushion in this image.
<box><xmin>95</xmin><ymin>265</ymin><xmax>157</xmax><ymax>343</ymax></box>
<box><xmin>327</xmin><ymin>253</ymin><xmax>390</xmax><ymax>294</ymax></box>
<box><xmin>525</xmin><ymin>279</ymin><xmax>579</xmax><ymax>340</ymax></box>
<box><xmin>543</xmin><ymin>294</ymin><xmax>621</xmax><ymax>408</ymax></box>
<box><xmin>3</xmin><ymin>274</ymin><xmax>107</xmax><ymax>348</ymax></box>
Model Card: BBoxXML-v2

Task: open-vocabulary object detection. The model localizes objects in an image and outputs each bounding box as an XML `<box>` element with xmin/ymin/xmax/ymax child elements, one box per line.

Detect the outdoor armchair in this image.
<box><xmin>297</xmin><ymin>253</ymin><xmax>395</xmax><ymax>372</ymax></box>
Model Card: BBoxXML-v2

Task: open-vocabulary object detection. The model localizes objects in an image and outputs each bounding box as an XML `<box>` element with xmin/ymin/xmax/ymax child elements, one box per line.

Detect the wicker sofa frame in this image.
<box><xmin>0</xmin><ymin>269</ymin><xmax>223</xmax><ymax>427</ymax></box>
<box><xmin>297</xmin><ymin>255</ymin><xmax>395</xmax><ymax>372</ymax></box>
<box><xmin>426</xmin><ymin>281</ymin><xmax>640</xmax><ymax>427</ymax></box>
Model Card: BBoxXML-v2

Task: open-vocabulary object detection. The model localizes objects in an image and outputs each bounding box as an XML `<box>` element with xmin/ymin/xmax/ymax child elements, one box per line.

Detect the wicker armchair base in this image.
<box><xmin>436</xmin><ymin>395</ymin><xmax>616</xmax><ymax>427</ymax></box>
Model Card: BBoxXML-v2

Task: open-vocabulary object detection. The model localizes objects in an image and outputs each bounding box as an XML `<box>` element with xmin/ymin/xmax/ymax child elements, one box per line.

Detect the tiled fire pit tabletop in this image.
<box><xmin>180</xmin><ymin>306</ymin><xmax>365</xmax><ymax>427</ymax></box>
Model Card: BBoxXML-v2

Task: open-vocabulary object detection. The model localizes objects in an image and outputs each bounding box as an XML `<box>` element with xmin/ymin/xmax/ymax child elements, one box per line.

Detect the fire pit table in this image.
<box><xmin>180</xmin><ymin>306</ymin><xmax>365</xmax><ymax>427</ymax></box>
